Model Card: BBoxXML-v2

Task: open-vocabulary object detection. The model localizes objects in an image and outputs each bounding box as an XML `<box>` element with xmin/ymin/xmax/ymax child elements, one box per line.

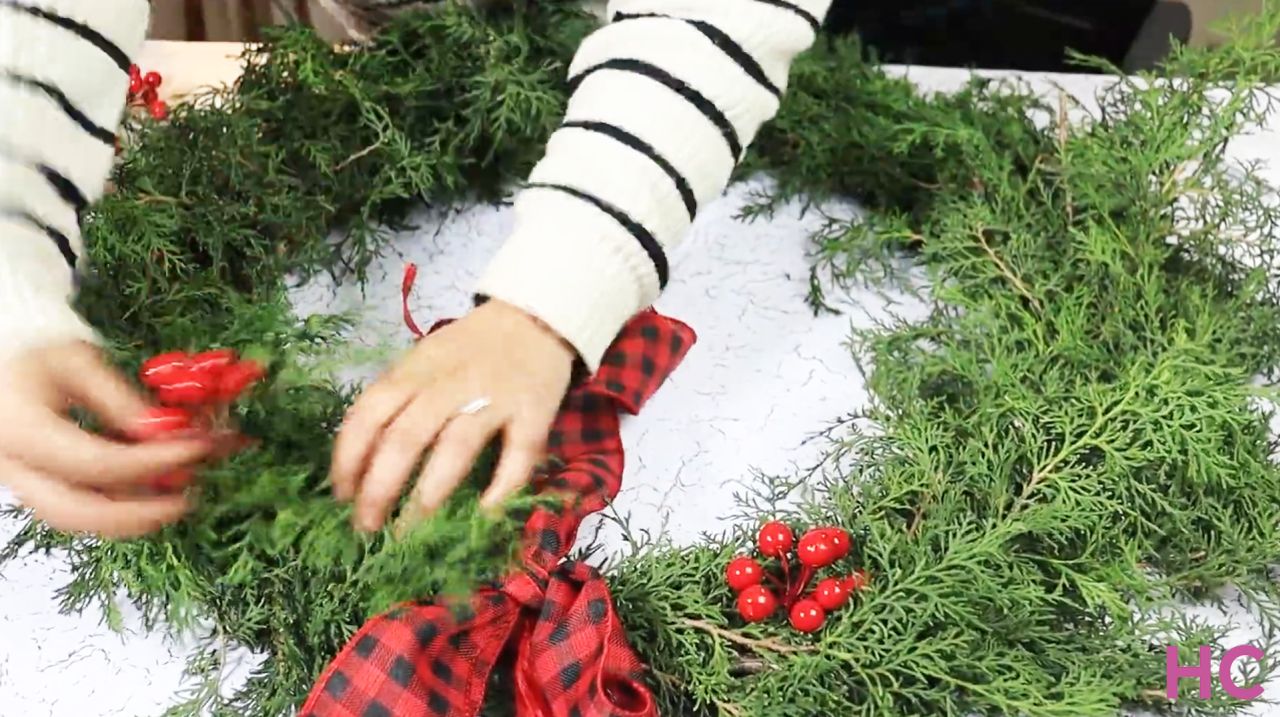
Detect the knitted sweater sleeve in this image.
<box><xmin>474</xmin><ymin>0</ymin><xmax>833</xmax><ymax>371</ymax></box>
<box><xmin>0</xmin><ymin>0</ymin><xmax>148</xmax><ymax>362</ymax></box>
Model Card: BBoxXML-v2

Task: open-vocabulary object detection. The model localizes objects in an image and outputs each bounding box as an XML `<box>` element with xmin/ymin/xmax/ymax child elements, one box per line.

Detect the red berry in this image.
<box><xmin>155</xmin><ymin>367</ymin><xmax>214</xmax><ymax>405</ymax></box>
<box><xmin>736</xmin><ymin>585</ymin><xmax>778</xmax><ymax>623</ymax></box>
<box><xmin>141</xmin><ymin>87</ymin><xmax>158</xmax><ymax>105</ymax></box>
<box><xmin>756</xmin><ymin>521</ymin><xmax>794</xmax><ymax>558</ymax></box>
<box><xmin>148</xmin><ymin>100</ymin><xmax>168</xmax><ymax>121</ymax></box>
<box><xmin>128</xmin><ymin>75</ymin><xmax>144</xmax><ymax>96</ymax></box>
<box><xmin>127</xmin><ymin>406</ymin><xmax>194</xmax><ymax>441</ymax></box>
<box><xmin>814</xmin><ymin>577</ymin><xmax>850</xmax><ymax>611</ymax></box>
<box><xmin>140</xmin><ymin>351</ymin><xmax>191</xmax><ymax>388</ymax></box>
<box><xmin>844</xmin><ymin>570</ymin><xmax>870</xmax><ymax>593</ymax></box>
<box><xmin>143</xmin><ymin>71</ymin><xmax>162</xmax><ymax>88</ymax></box>
<box><xmin>819</xmin><ymin>527</ymin><xmax>851</xmax><ymax>559</ymax></box>
<box><xmin>797</xmin><ymin>529</ymin><xmax>838</xmax><ymax>568</ymax></box>
<box><xmin>190</xmin><ymin>348</ymin><xmax>237</xmax><ymax>376</ymax></box>
<box><xmin>789</xmin><ymin>599</ymin><xmax>825</xmax><ymax>633</ymax></box>
<box><xmin>725</xmin><ymin>556</ymin><xmax>764</xmax><ymax>592</ymax></box>
<box><xmin>128</xmin><ymin>64</ymin><xmax>141</xmax><ymax>79</ymax></box>
<box><xmin>216</xmin><ymin>360</ymin><xmax>265</xmax><ymax>401</ymax></box>
<box><xmin>151</xmin><ymin>467</ymin><xmax>194</xmax><ymax>492</ymax></box>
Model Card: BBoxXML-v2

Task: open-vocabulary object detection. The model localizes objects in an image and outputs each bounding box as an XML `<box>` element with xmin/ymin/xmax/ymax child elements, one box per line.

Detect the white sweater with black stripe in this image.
<box><xmin>0</xmin><ymin>0</ymin><xmax>831</xmax><ymax>372</ymax></box>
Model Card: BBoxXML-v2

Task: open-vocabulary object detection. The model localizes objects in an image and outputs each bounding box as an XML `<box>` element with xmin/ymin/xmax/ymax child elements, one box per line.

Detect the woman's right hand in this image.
<box><xmin>0</xmin><ymin>340</ymin><xmax>214</xmax><ymax>538</ymax></box>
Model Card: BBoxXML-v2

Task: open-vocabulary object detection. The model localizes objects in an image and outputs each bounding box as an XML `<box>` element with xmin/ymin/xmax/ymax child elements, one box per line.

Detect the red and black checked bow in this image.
<box><xmin>302</xmin><ymin>289</ymin><xmax>695</xmax><ymax>717</ymax></box>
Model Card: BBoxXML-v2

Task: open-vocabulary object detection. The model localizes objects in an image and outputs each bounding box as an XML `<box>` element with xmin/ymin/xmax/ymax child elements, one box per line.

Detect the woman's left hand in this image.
<box><xmin>329</xmin><ymin>299</ymin><xmax>576</xmax><ymax>533</ymax></box>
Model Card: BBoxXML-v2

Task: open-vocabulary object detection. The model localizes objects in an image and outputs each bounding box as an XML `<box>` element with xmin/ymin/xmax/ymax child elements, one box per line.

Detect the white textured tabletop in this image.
<box><xmin>2</xmin><ymin>65</ymin><xmax>1279</xmax><ymax>716</ymax></box>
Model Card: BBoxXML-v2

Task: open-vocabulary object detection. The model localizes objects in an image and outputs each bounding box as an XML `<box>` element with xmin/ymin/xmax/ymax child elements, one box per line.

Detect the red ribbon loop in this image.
<box><xmin>302</xmin><ymin>308</ymin><xmax>696</xmax><ymax>717</ymax></box>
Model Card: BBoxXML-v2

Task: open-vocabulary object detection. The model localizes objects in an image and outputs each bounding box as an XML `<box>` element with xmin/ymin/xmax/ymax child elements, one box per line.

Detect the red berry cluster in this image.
<box><xmin>726</xmin><ymin>521</ymin><xmax>870</xmax><ymax>633</ymax></box>
<box><xmin>127</xmin><ymin>349</ymin><xmax>264</xmax><ymax>491</ymax></box>
<box><xmin>127</xmin><ymin>64</ymin><xmax>169</xmax><ymax>120</ymax></box>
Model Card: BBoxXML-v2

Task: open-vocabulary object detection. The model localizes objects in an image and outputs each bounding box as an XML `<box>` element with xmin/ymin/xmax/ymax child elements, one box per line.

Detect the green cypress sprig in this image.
<box><xmin>613</xmin><ymin>11</ymin><xmax>1280</xmax><ymax>716</ymax></box>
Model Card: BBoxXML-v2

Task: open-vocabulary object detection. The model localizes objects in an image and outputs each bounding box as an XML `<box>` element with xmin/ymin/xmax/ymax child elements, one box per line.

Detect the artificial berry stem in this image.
<box><xmin>401</xmin><ymin>263</ymin><xmax>424</xmax><ymax>338</ymax></box>
<box><xmin>765</xmin><ymin>572</ymin><xmax>787</xmax><ymax>592</ymax></box>
<box><xmin>789</xmin><ymin>565</ymin><xmax>816</xmax><ymax>607</ymax></box>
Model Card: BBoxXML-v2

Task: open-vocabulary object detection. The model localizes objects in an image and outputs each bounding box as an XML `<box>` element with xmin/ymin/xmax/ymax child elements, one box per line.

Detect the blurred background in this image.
<box><xmin>150</xmin><ymin>0</ymin><xmax>1276</xmax><ymax>73</ymax></box>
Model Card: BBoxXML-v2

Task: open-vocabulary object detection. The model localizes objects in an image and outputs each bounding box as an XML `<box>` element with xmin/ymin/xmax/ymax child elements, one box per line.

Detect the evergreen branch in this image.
<box><xmin>974</xmin><ymin>227</ymin><xmax>1044</xmax><ymax>314</ymax></box>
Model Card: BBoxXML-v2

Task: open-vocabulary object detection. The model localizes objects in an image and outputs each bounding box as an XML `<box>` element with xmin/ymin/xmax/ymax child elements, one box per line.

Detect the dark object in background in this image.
<box><xmin>822</xmin><ymin>0</ymin><xmax>1189</xmax><ymax>73</ymax></box>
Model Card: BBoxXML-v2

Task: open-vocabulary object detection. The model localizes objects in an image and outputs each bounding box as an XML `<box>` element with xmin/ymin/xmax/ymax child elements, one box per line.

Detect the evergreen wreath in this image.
<box><xmin>5</xmin><ymin>2</ymin><xmax>1280</xmax><ymax>715</ymax></box>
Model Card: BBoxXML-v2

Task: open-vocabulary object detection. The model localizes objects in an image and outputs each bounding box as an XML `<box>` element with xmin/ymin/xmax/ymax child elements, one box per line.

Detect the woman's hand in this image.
<box><xmin>330</xmin><ymin>299</ymin><xmax>576</xmax><ymax>532</ymax></box>
<box><xmin>0</xmin><ymin>341</ymin><xmax>214</xmax><ymax>537</ymax></box>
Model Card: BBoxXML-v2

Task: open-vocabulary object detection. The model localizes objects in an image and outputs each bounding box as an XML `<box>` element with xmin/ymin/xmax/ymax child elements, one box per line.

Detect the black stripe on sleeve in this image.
<box><xmin>3</xmin><ymin>73</ymin><xmax>115</xmax><ymax>146</ymax></box>
<box><xmin>561</xmin><ymin>120</ymin><xmax>698</xmax><ymax>221</ymax></box>
<box><xmin>611</xmin><ymin>12</ymin><xmax>781</xmax><ymax>98</ymax></box>
<box><xmin>37</xmin><ymin>164</ymin><xmax>89</xmax><ymax>216</ymax></box>
<box><xmin>0</xmin><ymin>148</ymin><xmax>90</xmax><ymax>216</ymax></box>
<box><xmin>568</xmin><ymin>59</ymin><xmax>742</xmax><ymax>160</ymax></box>
<box><xmin>1</xmin><ymin>209</ymin><xmax>79</xmax><ymax>268</ymax></box>
<box><xmin>748</xmin><ymin>0</ymin><xmax>821</xmax><ymax>33</ymax></box>
<box><xmin>526</xmin><ymin>182</ymin><xmax>670</xmax><ymax>289</ymax></box>
<box><xmin>0</xmin><ymin>1</ymin><xmax>132</xmax><ymax>73</ymax></box>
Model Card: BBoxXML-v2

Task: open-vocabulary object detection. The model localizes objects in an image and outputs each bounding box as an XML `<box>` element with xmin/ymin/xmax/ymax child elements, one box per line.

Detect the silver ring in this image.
<box><xmin>455</xmin><ymin>397</ymin><xmax>492</xmax><ymax>417</ymax></box>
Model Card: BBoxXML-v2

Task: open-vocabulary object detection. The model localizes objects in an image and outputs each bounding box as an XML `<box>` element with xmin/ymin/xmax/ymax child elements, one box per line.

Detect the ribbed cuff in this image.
<box><xmin>474</xmin><ymin>191</ymin><xmax>658</xmax><ymax>373</ymax></box>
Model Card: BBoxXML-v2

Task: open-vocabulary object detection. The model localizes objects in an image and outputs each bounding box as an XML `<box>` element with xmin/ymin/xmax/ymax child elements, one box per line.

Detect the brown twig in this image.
<box><xmin>681</xmin><ymin>618</ymin><xmax>816</xmax><ymax>655</ymax></box>
<box><xmin>729</xmin><ymin>657</ymin><xmax>773</xmax><ymax>676</ymax></box>
<box><xmin>715</xmin><ymin>700</ymin><xmax>745</xmax><ymax>716</ymax></box>
<box><xmin>136</xmin><ymin>193</ymin><xmax>187</xmax><ymax>205</ymax></box>
<box><xmin>334</xmin><ymin>139</ymin><xmax>385</xmax><ymax>170</ymax></box>
<box><xmin>907</xmin><ymin>472</ymin><xmax>944</xmax><ymax>539</ymax></box>
<box><xmin>975</xmin><ymin>228</ymin><xmax>1043</xmax><ymax>314</ymax></box>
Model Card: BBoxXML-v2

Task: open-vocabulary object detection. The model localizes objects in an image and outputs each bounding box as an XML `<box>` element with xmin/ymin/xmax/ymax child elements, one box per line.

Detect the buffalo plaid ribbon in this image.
<box><xmin>301</xmin><ymin>305</ymin><xmax>696</xmax><ymax>717</ymax></box>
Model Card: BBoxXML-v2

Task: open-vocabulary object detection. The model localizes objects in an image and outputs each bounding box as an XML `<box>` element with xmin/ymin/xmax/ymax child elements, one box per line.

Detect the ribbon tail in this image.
<box><xmin>513</xmin><ymin>615</ymin><xmax>555</xmax><ymax>717</ymax></box>
<box><xmin>301</xmin><ymin>596</ymin><xmax>523</xmax><ymax>717</ymax></box>
<box><xmin>523</xmin><ymin>565</ymin><xmax>658</xmax><ymax>717</ymax></box>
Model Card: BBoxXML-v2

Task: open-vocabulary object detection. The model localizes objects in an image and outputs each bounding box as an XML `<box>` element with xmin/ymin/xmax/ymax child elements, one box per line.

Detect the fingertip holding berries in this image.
<box><xmin>725</xmin><ymin>556</ymin><xmax>764</xmax><ymax>592</ymax></box>
<box><xmin>757</xmin><ymin>520</ymin><xmax>794</xmax><ymax>558</ymax></box>
<box><xmin>737</xmin><ymin>585</ymin><xmax>778</xmax><ymax>623</ymax></box>
<box><xmin>789</xmin><ymin>599</ymin><xmax>825</xmax><ymax>633</ymax></box>
<box><xmin>128</xmin><ymin>346</ymin><xmax>264</xmax><ymax>498</ymax></box>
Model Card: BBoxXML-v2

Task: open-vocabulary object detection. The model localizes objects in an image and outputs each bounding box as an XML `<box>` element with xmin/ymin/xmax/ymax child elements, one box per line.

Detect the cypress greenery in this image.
<box><xmin>3</xmin><ymin>3</ymin><xmax>1280</xmax><ymax>716</ymax></box>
